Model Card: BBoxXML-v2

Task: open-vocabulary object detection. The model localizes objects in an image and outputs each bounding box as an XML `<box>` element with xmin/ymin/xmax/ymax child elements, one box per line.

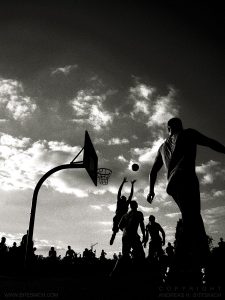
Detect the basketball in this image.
<box><xmin>132</xmin><ymin>163</ymin><xmax>139</xmax><ymax>171</ymax></box>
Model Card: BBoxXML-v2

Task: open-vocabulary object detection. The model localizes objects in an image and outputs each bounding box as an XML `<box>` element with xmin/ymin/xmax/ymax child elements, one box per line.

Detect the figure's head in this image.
<box><xmin>149</xmin><ymin>215</ymin><xmax>155</xmax><ymax>223</ymax></box>
<box><xmin>1</xmin><ymin>237</ymin><xmax>6</xmax><ymax>243</ymax></box>
<box><xmin>68</xmin><ymin>245</ymin><xmax>71</xmax><ymax>250</ymax></box>
<box><xmin>130</xmin><ymin>200</ymin><xmax>138</xmax><ymax>210</ymax></box>
<box><xmin>13</xmin><ymin>242</ymin><xmax>17</xmax><ymax>247</ymax></box>
<box><xmin>121</xmin><ymin>195</ymin><xmax>127</xmax><ymax>202</ymax></box>
<box><xmin>167</xmin><ymin>118</ymin><xmax>183</xmax><ymax>136</ymax></box>
<box><xmin>51</xmin><ymin>246</ymin><xmax>54</xmax><ymax>251</ymax></box>
<box><xmin>168</xmin><ymin>242</ymin><xmax>171</xmax><ymax>246</ymax></box>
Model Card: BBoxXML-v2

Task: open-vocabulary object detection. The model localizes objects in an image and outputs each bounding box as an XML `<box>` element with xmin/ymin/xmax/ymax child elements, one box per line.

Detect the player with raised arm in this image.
<box><xmin>110</xmin><ymin>177</ymin><xmax>136</xmax><ymax>245</ymax></box>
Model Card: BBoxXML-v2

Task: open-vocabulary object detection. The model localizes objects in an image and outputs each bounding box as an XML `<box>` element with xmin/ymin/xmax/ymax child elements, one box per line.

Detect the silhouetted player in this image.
<box><xmin>144</xmin><ymin>215</ymin><xmax>165</xmax><ymax>259</ymax></box>
<box><xmin>110</xmin><ymin>177</ymin><xmax>136</xmax><ymax>245</ymax></box>
<box><xmin>147</xmin><ymin>117</ymin><xmax>225</xmax><ymax>261</ymax></box>
<box><xmin>111</xmin><ymin>200</ymin><xmax>145</xmax><ymax>276</ymax></box>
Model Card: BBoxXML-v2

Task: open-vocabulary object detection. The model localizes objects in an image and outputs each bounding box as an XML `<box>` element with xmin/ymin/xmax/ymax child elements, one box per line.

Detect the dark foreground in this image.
<box><xmin>0</xmin><ymin>259</ymin><xmax>224</xmax><ymax>300</ymax></box>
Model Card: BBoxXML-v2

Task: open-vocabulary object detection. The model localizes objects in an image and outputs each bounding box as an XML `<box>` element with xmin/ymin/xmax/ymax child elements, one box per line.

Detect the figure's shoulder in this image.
<box><xmin>158</xmin><ymin>140</ymin><xmax>167</xmax><ymax>154</ymax></box>
<box><xmin>184</xmin><ymin>128</ymin><xmax>200</xmax><ymax>135</ymax></box>
<box><xmin>155</xmin><ymin>221</ymin><xmax>160</xmax><ymax>226</ymax></box>
<box><xmin>137</xmin><ymin>210</ymin><xmax>144</xmax><ymax>218</ymax></box>
<box><xmin>183</xmin><ymin>128</ymin><xmax>200</xmax><ymax>141</ymax></box>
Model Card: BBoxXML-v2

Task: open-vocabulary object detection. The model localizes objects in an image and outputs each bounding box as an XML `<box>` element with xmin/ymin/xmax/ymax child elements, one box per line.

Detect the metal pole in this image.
<box><xmin>25</xmin><ymin>163</ymin><xmax>84</xmax><ymax>266</ymax></box>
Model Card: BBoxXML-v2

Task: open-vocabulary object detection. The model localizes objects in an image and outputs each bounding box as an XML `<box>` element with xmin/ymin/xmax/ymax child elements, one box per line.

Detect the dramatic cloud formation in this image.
<box><xmin>0</xmin><ymin>78</ymin><xmax>37</xmax><ymax>121</ymax></box>
<box><xmin>202</xmin><ymin>206</ymin><xmax>225</xmax><ymax>233</ymax></box>
<box><xmin>196</xmin><ymin>160</ymin><xmax>225</xmax><ymax>185</ymax></box>
<box><xmin>130</xmin><ymin>137</ymin><xmax>165</xmax><ymax>164</ymax></box>
<box><xmin>130</xmin><ymin>83</ymin><xmax>179</xmax><ymax>129</ymax></box>
<box><xmin>147</xmin><ymin>88</ymin><xmax>178</xmax><ymax>127</ymax></box>
<box><xmin>71</xmin><ymin>89</ymin><xmax>114</xmax><ymax>130</ymax></box>
<box><xmin>0</xmin><ymin>132</ymin><xmax>84</xmax><ymax>194</ymax></box>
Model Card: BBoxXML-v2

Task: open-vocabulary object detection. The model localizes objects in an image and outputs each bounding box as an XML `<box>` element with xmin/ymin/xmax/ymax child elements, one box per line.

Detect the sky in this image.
<box><xmin>0</xmin><ymin>0</ymin><xmax>225</xmax><ymax>258</ymax></box>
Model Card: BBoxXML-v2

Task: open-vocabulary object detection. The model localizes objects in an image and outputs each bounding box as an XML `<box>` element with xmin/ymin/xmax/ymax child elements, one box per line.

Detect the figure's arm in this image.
<box><xmin>118</xmin><ymin>215</ymin><xmax>125</xmax><ymax>231</ymax></box>
<box><xmin>127</xmin><ymin>180</ymin><xmax>136</xmax><ymax>203</ymax></box>
<box><xmin>117</xmin><ymin>177</ymin><xmax>127</xmax><ymax>201</ymax></box>
<box><xmin>144</xmin><ymin>225</ymin><xmax>149</xmax><ymax>247</ymax></box>
<box><xmin>140</xmin><ymin>218</ymin><xmax>146</xmax><ymax>244</ymax></box>
<box><xmin>194</xmin><ymin>129</ymin><xmax>225</xmax><ymax>154</ymax></box>
<box><xmin>147</xmin><ymin>150</ymin><xmax>163</xmax><ymax>203</ymax></box>
<box><xmin>159</xmin><ymin>225</ymin><xmax>166</xmax><ymax>246</ymax></box>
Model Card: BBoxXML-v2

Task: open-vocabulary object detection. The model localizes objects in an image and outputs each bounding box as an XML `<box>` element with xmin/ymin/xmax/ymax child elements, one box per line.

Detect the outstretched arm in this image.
<box><xmin>117</xmin><ymin>177</ymin><xmax>127</xmax><ymax>201</ymax></box>
<box><xmin>194</xmin><ymin>129</ymin><xmax>225</xmax><ymax>154</ymax></box>
<box><xmin>147</xmin><ymin>150</ymin><xmax>163</xmax><ymax>204</ymax></box>
<box><xmin>127</xmin><ymin>180</ymin><xmax>136</xmax><ymax>203</ymax></box>
<box><xmin>159</xmin><ymin>225</ymin><xmax>166</xmax><ymax>246</ymax></box>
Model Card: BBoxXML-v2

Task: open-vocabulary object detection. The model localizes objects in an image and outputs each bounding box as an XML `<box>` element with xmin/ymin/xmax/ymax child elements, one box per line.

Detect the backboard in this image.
<box><xmin>83</xmin><ymin>131</ymin><xmax>98</xmax><ymax>186</ymax></box>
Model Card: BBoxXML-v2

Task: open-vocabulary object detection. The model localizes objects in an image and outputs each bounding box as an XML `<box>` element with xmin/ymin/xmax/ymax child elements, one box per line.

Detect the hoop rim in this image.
<box><xmin>97</xmin><ymin>167</ymin><xmax>112</xmax><ymax>174</ymax></box>
<box><xmin>97</xmin><ymin>168</ymin><xmax>112</xmax><ymax>185</ymax></box>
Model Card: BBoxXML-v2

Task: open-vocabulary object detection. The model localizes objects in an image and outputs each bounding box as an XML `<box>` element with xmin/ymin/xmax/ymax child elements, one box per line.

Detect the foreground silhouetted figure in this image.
<box><xmin>144</xmin><ymin>215</ymin><xmax>165</xmax><ymax>260</ymax></box>
<box><xmin>119</xmin><ymin>200</ymin><xmax>145</xmax><ymax>259</ymax></box>
<box><xmin>147</xmin><ymin>118</ymin><xmax>225</xmax><ymax>267</ymax></box>
<box><xmin>110</xmin><ymin>201</ymin><xmax>145</xmax><ymax>276</ymax></box>
<box><xmin>110</xmin><ymin>177</ymin><xmax>136</xmax><ymax>245</ymax></box>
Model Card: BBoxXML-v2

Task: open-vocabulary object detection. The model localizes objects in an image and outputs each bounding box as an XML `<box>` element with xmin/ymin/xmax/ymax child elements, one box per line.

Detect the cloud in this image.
<box><xmin>162</xmin><ymin>226</ymin><xmax>176</xmax><ymax>242</ymax></box>
<box><xmin>47</xmin><ymin>177</ymin><xmax>88</xmax><ymax>198</ymax></box>
<box><xmin>130</xmin><ymin>137</ymin><xmax>165</xmax><ymax>164</ymax></box>
<box><xmin>165</xmin><ymin>212</ymin><xmax>181</xmax><ymax>218</ymax></box>
<box><xmin>200</xmin><ymin>189</ymin><xmax>225</xmax><ymax>202</ymax></box>
<box><xmin>117</xmin><ymin>155</ymin><xmax>128</xmax><ymax>163</ymax></box>
<box><xmin>51</xmin><ymin>64</ymin><xmax>78</xmax><ymax>75</ymax></box>
<box><xmin>0</xmin><ymin>119</ymin><xmax>8</xmax><ymax>123</ymax></box>
<box><xmin>34</xmin><ymin>238</ymin><xmax>66</xmax><ymax>252</ymax></box>
<box><xmin>196</xmin><ymin>160</ymin><xmax>224</xmax><ymax>185</ymax></box>
<box><xmin>213</xmin><ymin>190</ymin><xmax>225</xmax><ymax>197</ymax></box>
<box><xmin>98</xmin><ymin>221</ymin><xmax>112</xmax><ymax>226</ymax></box>
<box><xmin>130</xmin><ymin>83</ymin><xmax>179</xmax><ymax>128</ymax></box>
<box><xmin>202</xmin><ymin>206</ymin><xmax>225</xmax><ymax>232</ymax></box>
<box><xmin>0</xmin><ymin>78</ymin><xmax>37</xmax><ymax>121</ymax></box>
<box><xmin>107</xmin><ymin>186</ymin><xmax>118</xmax><ymax>195</ymax></box>
<box><xmin>203</xmin><ymin>206</ymin><xmax>225</xmax><ymax>216</ymax></box>
<box><xmin>92</xmin><ymin>190</ymin><xmax>107</xmax><ymax>195</ymax></box>
<box><xmin>106</xmin><ymin>203</ymin><xmax>116</xmax><ymax>212</ymax></box>
<box><xmin>147</xmin><ymin>88</ymin><xmax>178</xmax><ymax>127</ymax></box>
<box><xmin>130</xmin><ymin>83</ymin><xmax>155</xmax><ymax>101</ymax></box>
<box><xmin>0</xmin><ymin>132</ymin><xmax>85</xmax><ymax>195</ymax></box>
<box><xmin>108</xmin><ymin>138</ymin><xmax>129</xmax><ymax>145</ymax></box>
<box><xmin>94</xmin><ymin>138</ymin><xmax>105</xmax><ymax>144</ymax></box>
<box><xmin>0</xmin><ymin>232</ymin><xmax>24</xmax><ymax>246</ymax></box>
<box><xmin>143</xmin><ymin>177</ymin><xmax>169</xmax><ymax>203</ymax></box>
<box><xmin>90</xmin><ymin>205</ymin><xmax>103</xmax><ymax>210</ymax></box>
<box><xmin>139</xmin><ymin>205</ymin><xmax>159</xmax><ymax>213</ymax></box>
<box><xmin>71</xmin><ymin>89</ymin><xmax>114</xmax><ymax>130</ymax></box>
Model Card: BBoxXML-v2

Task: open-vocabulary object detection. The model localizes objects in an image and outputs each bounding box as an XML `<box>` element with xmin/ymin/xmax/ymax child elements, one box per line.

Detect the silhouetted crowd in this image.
<box><xmin>0</xmin><ymin>230</ymin><xmax>225</xmax><ymax>288</ymax></box>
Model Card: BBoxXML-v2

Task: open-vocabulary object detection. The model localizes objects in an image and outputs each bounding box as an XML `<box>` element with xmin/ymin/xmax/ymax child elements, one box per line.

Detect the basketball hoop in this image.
<box><xmin>97</xmin><ymin>168</ymin><xmax>112</xmax><ymax>185</ymax></box>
